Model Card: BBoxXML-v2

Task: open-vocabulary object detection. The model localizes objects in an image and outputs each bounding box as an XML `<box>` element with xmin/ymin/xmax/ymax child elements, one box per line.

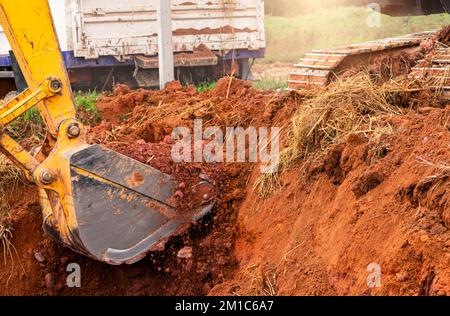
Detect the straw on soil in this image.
<box><xmin>0</xmin><ymin>222</ymin><xmax>13</xmax><ymax>264</ymax></box>
<box><xmin>0</xmin><ymin>155</ymin><xmax>26</xmax><ymax>283</ymax></box>
<box><xmin>417</xmin><ymin>157</ymin><xmax>450</xmax><ymax>187</ymax></box>
<box><xmin>0</xmin><ymin>155</ymin><xmax>21</xmax><ymax>216</ymax></box>
<box><xmin>0</xmin><ymin>155</ymin><xmax>22</xmax><ymax>260</ymax></box>
<box><xmin>255</xmin><ymin>73</ymin><xmax>442</xmax><ymax>197</ymax></box>
<box><xmin>0</xmin><ymin>154</ymin><xmax>20</xmax><ymax>282</ymax></box>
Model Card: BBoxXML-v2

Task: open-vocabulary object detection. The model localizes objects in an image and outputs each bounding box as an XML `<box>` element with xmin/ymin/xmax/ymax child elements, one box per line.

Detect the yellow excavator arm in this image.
<box><xmin>0</xmin><ymin>0</ymin><xmax>213</xmax><ymax>265</ymax></box>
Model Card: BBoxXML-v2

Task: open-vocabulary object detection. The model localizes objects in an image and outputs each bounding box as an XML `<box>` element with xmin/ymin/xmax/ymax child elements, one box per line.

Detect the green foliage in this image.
<box><xmin>75</xmin><ymin>90</ymin><xmax>100</xmax><ymax>113</ymax></box>
<box><xmin>264</xmin><ymin>7</ymin><xmax>450</xmax><ymax>63</ymax></box>
<box><xmin>75</xmin><ymin>91</ymin><xmax>101</xmax><ymax>124</ymax></box>
<box><xmin>119</xmin><ymin>114</ymin><xmax>128</xmax><ymax>122</ymax></box>
<box><xmin>6</xmin><ymin>107</ymin><xmax>45</xmax><ymax>140</ymax></box>
<box><xmin>23</xmin><ymin>108</ymin><xmax>42</xmax><ymax>125</ymax></box>
<box><xmin>253</xmin><ymin>79</ymin><xmax>288</xmax><ymax>90</ymax></box>
<box><xmin>265</xmin><ymin>0</ymin><xmax>359</xmax><ymax>16</ymax></box>
<box><xmin>196</xmin><ymin>82</ymin><xmax>216</xmax><ymax>93</ymax></box>
<box><xmin>4</xmin><ymin>91</ymin><xmax>101</xmax><ymax>139</ymax></box>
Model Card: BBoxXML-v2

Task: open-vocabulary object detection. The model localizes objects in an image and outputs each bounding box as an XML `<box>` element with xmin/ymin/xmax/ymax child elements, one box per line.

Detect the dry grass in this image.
<box><xmin>0</xmin><ymin>222</ymin><xmax>13</xmax><ymax>265</ymax></box>
<box><xmin>0</xmin><ymin>155</ymin><xmax>21</xmax><ymax>216</ymax></box>
<box><xmin>0</xmin><ymin>154</ymin><xmax>25</xmax><ymax>284</ymax></box>
<box><xmin>0</xmin><ymin>220</ymin><xmax>24</xmax><ymax>285</ymax></box>
<box><xmin>0</xmin><ymin>155</ymin><xmax>21</xmax><ymax>264</ymax></box>
<box><xmin>253</xmin><ymin>172</ymin><xmax>282</xmax><ymax>199</ymax></box>
<box><xmin>226</xmin><ymin>262</ymin><xmax>278</xmax><ymax>296</ymax></box>
<box><xmin>255</xmin><ymin>73</ymin><xmax>441</xmax><ymax>197</ymax></box>
<box><xmin>418</xmin><ymin>157</ymin><xmax>450</xmax><ymax>188</ymax></box>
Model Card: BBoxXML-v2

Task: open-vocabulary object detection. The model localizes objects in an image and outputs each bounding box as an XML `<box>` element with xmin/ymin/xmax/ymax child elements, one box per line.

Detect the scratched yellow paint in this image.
<box><xmin>0</xmin><ymin>0</ymin><xmax>87</xmax><ymax>248</ymax></box>
<box><xmin>0</xmin><ymin>0</ymin><xmax>76</xmax><ymax>135</ymax></box>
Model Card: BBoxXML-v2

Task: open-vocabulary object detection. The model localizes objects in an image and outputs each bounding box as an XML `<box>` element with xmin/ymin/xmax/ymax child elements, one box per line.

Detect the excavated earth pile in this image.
<box><xmin>0</xmin><ymin>78</ymin><xmax>299</xmax><ymax>295</ymax></box>
<box><xmin>0</xmin><ymin>63</ymin><xmax>449</xmax><ymax>295</ymax></box>
<box><xmin>212</xmin><ymin>107</ymin><xmax>449</xmax><ymax>296</ymax></box>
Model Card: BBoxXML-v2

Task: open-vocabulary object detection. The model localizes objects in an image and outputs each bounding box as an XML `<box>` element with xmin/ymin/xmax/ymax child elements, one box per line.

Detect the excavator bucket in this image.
<box><xmin>0</xmin><ymin>0</ymin><xmax>214</xmax><ymax>265</ymax></box>
<box><xmin>66</xmin><ymin>145</ymin><xmax>214</xmax><ymax>265</ymax></box>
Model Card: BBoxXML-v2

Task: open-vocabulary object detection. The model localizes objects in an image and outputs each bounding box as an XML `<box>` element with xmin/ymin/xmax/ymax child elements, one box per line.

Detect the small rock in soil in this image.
<box><xmin>60</xmin><ymin>257</ymin><xmax>69</xmax><ymax>266</ymax></box>
<box><xmin>199</xmin><ymin>173</ymin><xmax>211</xmax><ymax>182</ymax></box>
<box><xmin>202</xmin><ymin>283</ymin><xmax>212</xmax><ymax>294</ymax></box>
<box><xmin>177</xmin><ymin>246</ymin><xmax>193</xmax><ymax>259</ymax></box>
<box><xmin>396</xmin><ymin>271</ymin><xmax>408</xmax><ymax>282</ymax></box>
<box><xmin>34</xmin><ymin>251</ymin><xmax>45</xmax><ymax>263</ymax></box>
<box><xmin>44</xmin><ymin>273</ymin><xmax>54</xmax><ymax>289</ymax></box>
<box><xmin>162</xmin><ymin>135</ymin><xmax>175</xmax><ymax>144</ymax></box>
<box><xmin>174</xmin><ymin>191</ymin><xmax>184</xmax><ymax>199</ymax></box>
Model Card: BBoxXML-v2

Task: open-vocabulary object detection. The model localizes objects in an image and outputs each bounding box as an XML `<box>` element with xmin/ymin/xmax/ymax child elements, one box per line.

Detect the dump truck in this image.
<box><xmin>0</xmin><ymin>0</ymin><xmax>266</xmax><ymax>97</ymax></box>
<box><xmin>372</xmin><ymin>0</ymin><xmax>450</xmax><ymax>16</ymax></box>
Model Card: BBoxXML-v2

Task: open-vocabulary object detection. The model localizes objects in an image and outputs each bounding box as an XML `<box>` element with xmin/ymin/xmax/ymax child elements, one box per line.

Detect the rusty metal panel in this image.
<box><xmin>288</xmin><ymin>31</ymin><xmax>434</xmax><ymax>91</ymax></box>
<box><xmin>72</xmin><ymin>0</ymin><xmax>266</xmax><ymax>60</ymax></box>
<box><xmin>135</xmin><ymin>46</ymin><xmax>218</xmax><ymax>69</ymax></box>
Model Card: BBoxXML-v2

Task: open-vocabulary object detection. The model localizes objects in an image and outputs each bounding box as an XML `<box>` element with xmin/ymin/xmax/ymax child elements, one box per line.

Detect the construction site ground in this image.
<box><xmin>0</xmin><ymin>33</ymin><xmax>449</xmax><ymax>296</ymax></box>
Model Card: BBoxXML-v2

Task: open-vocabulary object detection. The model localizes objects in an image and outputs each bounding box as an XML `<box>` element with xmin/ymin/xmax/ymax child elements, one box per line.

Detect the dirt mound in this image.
<box><xmin>0</xmin><ymin>161</ymin><xmax>246</xmax><ymax>295</ymax></box>
<box><xmin>212</xmin><ymin>107</ymin><xmax>449</xmax><ymax>296</ymax></box>
<box><xmin>0</xmin><ymin>78</ymin><xmax>299</xmax><ymax>295</ymax></box>
<box><xmin>0</xmin><ymin>73</ymin><xmax>448</xmax><ymax>296</ymax></box>
<box><xmin>91</xmin><ymin>77</ymin><xmax>297</xmax><ymax>145</ymax></box>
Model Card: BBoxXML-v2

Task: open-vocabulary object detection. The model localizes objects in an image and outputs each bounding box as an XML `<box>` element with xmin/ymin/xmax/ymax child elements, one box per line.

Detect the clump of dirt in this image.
<box><xmin>420</xmin><ymin>25</ymin><xmax>450</xmax><ymax>53</ymax></box>
<box><xmin>95</xmin><ymin>85</ymin><xmax>153</xmax><ymax>123</ymax></box>
<box><xmin>416</xmin><ymin>26</ymin><xmax>450</xmax><ymax>70</ymax></box>
<box><xmin>92</xmin><ymin>77</ymin><xmax>298</xmax><ymax>145</ymax></box>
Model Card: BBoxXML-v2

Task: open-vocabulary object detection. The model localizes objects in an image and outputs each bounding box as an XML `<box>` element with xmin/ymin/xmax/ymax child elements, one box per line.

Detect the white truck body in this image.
<box><xmin>0</xmin><ymin>0</ymin><xmax>265</xmax><ymax>62</ymax></box>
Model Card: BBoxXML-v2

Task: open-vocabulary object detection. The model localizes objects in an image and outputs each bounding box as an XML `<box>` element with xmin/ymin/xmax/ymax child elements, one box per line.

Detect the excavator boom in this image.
<box><xmin>0</xmin><ymin>0</ymin><xmax>213</xmax><ymax>265</ymax></box>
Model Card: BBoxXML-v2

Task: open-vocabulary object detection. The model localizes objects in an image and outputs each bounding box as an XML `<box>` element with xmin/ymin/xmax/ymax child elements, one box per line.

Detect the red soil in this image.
<box><xmin>0</xmin><ymin>76</ymin><xmax>448</xmax><ymax>296</ymax></box>
<box><xmin>0</xmin><ymin>78</ymin><xmax>299</xmax><ymax>295</ymax></box>
<box><xmin>213</xmin><ymin>108</ymin><xmax>450</xmax><ymax>296</ymax></box>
